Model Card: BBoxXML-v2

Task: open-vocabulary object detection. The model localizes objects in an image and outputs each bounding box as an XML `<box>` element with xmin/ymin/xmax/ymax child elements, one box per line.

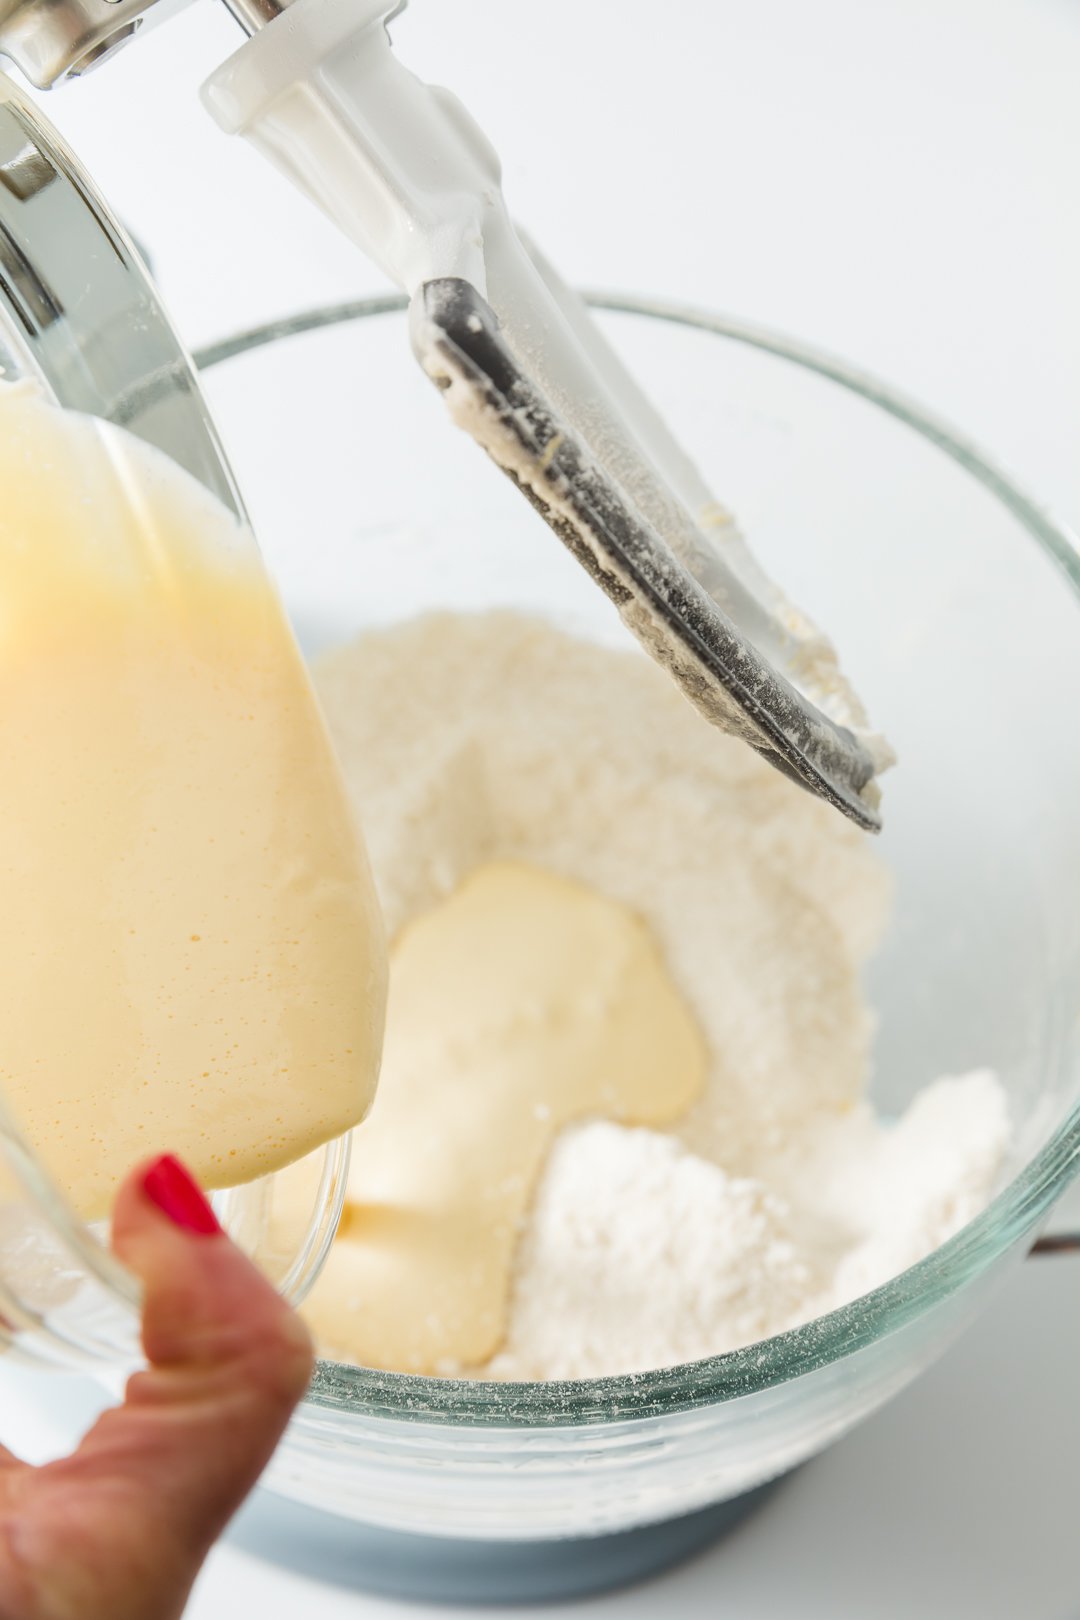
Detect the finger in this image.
<box><xmin>14</xmin><ymin>1156</ymin><xmax>313</xmax><ymax>1620</ymax></box>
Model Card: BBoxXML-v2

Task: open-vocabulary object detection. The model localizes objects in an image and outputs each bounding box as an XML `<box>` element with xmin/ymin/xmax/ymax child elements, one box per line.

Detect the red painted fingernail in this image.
<box><xmin>140</xmin><ymin>1154</ymin><xmax>221</xmax><ymax>1236</ymax></box>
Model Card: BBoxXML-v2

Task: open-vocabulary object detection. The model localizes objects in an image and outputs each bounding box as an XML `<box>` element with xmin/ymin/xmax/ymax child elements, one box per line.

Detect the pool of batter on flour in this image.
<box><xmin>277</xmin><ymin>610</ymin><xmax>1009</xmax><ymax>1382</ymax></box>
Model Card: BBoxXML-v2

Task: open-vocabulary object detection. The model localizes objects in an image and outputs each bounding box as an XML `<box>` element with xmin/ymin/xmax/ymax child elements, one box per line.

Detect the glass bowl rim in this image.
<box><xmin>196</xmin><ymin>292</ymin><xmax>1080</xmax><ymax>1427</ymax></box>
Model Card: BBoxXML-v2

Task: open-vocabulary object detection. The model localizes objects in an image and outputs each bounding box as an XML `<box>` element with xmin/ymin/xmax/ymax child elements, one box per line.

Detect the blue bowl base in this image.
<box><xmin>231</xmin><ymin>1479</ymin><xmax>781</xmax><ymax>1605</ymax></box>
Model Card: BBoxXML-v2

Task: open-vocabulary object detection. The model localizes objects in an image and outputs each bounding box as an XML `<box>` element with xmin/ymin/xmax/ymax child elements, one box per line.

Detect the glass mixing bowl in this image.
<box><xmin>186</xmin><ymin>292</ymin><xmax>1080</xmax><ymax>1596</ymax></box>
<box><xmin>1</xmin><ymin>68</ymin><xmax>1079</xmax><ymax>1606</ymax></box>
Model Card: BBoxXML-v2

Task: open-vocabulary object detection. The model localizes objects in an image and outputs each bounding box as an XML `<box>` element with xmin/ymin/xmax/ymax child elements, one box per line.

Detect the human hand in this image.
<box><xmin>0</xmin><ymin>1155</ymin><xmax>314</xmax><ymax>1620</ymax></box>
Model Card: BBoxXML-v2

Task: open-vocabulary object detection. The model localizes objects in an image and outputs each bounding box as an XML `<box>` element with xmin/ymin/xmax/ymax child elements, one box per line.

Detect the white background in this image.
<box><xmin>11</xmin><ymin>0</ymin><xmax>1080</xmax><ymax>1614</ymax></box>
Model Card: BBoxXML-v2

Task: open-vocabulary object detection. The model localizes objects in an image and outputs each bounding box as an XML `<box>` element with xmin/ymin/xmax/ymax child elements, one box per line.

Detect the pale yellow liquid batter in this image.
<box><xmin>301</xmin><ymin>861</ymin><xmax>707</xmax><ymax>1373</ymax></box>
<box><xmin>0</xmin><ymin>383</ymin><xmax>387</xmax><ymax>1217</ymax></box>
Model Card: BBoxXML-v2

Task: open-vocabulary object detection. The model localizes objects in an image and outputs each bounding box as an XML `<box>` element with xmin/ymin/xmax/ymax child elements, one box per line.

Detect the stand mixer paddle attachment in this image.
<box><xmin>0</xmin><ymin>0</ymin><xmax>891</xmax><ymax>829</ymax></box>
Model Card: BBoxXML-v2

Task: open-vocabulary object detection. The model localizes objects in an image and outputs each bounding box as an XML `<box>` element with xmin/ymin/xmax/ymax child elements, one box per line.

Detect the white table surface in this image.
<box><xmin>11</xmin><ymin>0</ymin><xmax>1080</xmax><ymax>1614</ymax></box>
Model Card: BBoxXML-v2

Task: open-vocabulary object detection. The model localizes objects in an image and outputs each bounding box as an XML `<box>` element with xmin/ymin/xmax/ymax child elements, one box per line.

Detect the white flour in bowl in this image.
<box><xmin>489</xmin><ymin>1073</ymin><xmax>1006</xmax><ymax>1379</ymax></box>
<box><xmin>315</xmin><ymin>611</ymin><xmax>1009</xmax><ymax>1380</ymax></box>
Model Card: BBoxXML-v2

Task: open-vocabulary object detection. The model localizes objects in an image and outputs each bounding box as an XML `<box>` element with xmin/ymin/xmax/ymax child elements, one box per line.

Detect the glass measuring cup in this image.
<box><xmin>0</xmin><ymin>77</ymin><xmax>350</xmax><ymax>1366</ymax></box>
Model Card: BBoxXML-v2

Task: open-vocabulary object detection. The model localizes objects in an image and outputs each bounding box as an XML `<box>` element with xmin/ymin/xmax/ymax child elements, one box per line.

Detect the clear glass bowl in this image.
<box><xmin>189</xmin><ymin>292</ymin><xmax>1080</xmax><ymax>1546</ymax></box>
<box><xmin>0</xmin><ymin>78</ymin><xmax>349</xmax><ymax>1363</ymax></box>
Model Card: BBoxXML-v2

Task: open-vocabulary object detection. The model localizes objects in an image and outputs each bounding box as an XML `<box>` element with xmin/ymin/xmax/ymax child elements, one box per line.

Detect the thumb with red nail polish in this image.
<box><xmin>0</xmin><ymin>1154</ymin><xmax>313</xmax><ymax>1620</ymax></box>
<box><xmin>140</xmin><ymin>1153</ymin><xmax>223</xmax><ymax>1236</ymax></box>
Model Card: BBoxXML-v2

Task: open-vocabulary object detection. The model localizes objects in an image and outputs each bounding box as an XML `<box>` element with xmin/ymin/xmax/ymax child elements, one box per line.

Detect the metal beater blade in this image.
<box><xmin>0</xmin><ymin>0</ymin><xmax>890</xmax><ymax>827</ymax></box>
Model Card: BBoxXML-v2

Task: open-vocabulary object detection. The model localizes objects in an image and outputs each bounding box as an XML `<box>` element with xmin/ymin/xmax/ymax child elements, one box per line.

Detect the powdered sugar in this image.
<box><xmin>488</xmin><ymin>1122</ymin><xmax>816</xmax><ymax>1380</ymax></box>
<box><xmin>493</xmin><ymin>1073</ymin><xmax>1008</xmax><ymax>1380</ymax></box>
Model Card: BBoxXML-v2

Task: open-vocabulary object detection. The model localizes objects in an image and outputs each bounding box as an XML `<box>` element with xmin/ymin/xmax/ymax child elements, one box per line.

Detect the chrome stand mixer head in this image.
<box><xmin>0</xmin><ymin>0</ymin><xmax>890</xmax><ymax>829</ymax></box>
